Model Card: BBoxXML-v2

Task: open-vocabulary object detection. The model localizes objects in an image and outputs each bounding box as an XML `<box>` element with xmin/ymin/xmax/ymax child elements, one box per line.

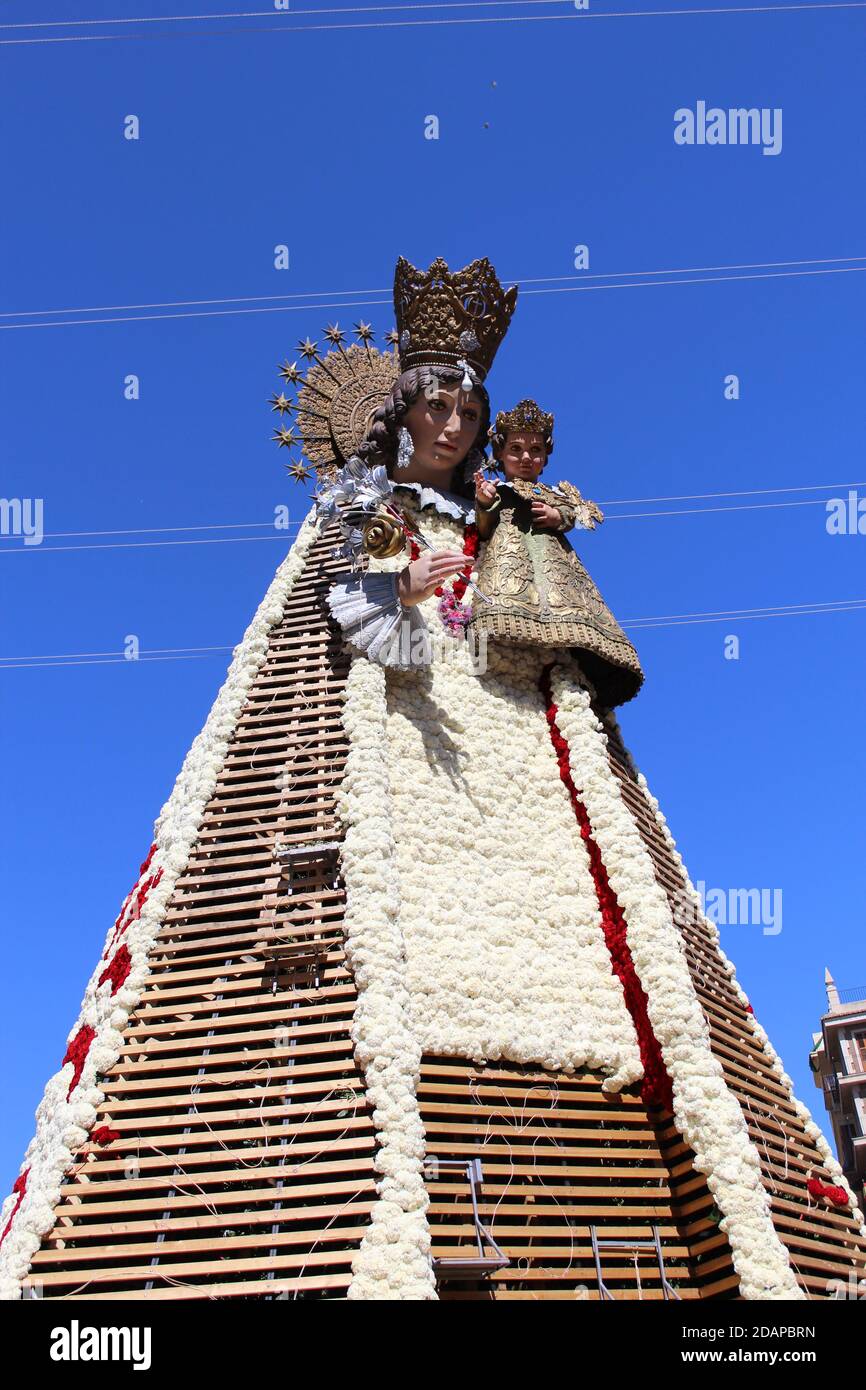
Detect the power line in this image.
<box><xmin>1</xmin><ymin>1</ymin><xmax>594</xmax><ymax>30</ymax></box>
<box><xmin>622</xmin><ymin>599</ymin><xmax>866</xmax><ymax>629</ymax></box>
<box><xmin>2</xmin><ymin>0</ymin><xmax>863</xmax><ymax>45</ymax></box>
<box><xmin>0</xmin><ymin>487</ymin><xmax>858</xmax><ymax>554</ymax></box>
<box><xmin>0</xmin><ymin>652</ymin><xmax>228</xmax><ymax>670</ymax></box>
<box><xmin>0</xmin><ymin>520</ymin><xmax>297</xmax><ymax>542</ymax></box>
<box><xmin>3</xmin><ymin>255</ymin><xmax>863</xmax><ymax>324</ymax></box>
<box><xmin>624</xmin><ymin>595</ymin><xmax>866</xmax><ymax>624</ymax></box>
<box><xmin>0</xmin><ymin>533</ymin><xmax>299</xmax><ymax>556</ymax></box>
<box><xmin>4</xmin><ymin>595</ymin><xmax>863</xmax><ymax>668</ymax></box>
<box><xmin>3</xmin><ymin>256</ymin><xmax>865</xmax><ymax>329</ymax></box>
<box><xmin>600</xmin><ymin>480</ymin><xmax>866</xmax><ymax>505</ymax></box>
<box><xmin>0</xmin><ymin>296</ymin><xmax>393</xmax><ymax>331</ymax></box>
<box><xmin>604</xmin><ymin>496</ymin><xmax>845</xmax><ymax>520</ymax></box>
<box><xmin>0</xmin><ymin>645</ymin><xmax>234</xmax><ymax>663</ymax></box>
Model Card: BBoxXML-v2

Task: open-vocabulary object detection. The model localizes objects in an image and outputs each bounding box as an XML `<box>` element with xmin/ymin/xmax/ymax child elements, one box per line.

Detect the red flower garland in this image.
<box><xmin>103</xmin><ymin>845</ymin><xmax>162</xmax><ymax>960</ymax></box>
<box><xmin>807</xmin><ymin>1175</ymin><xmax>850</xmax><ymax>1208</ymax></box>
<box><xmin>0</xmin><ymin>1169</ymin><xmax>29</xmax><ymax>1250</ymax></box>
<box><xmin>98</xmin><ymin>943</ymin><xmax>132</xmax><ymax>996</ymax></box>
<box><xmin>432</xmin><ymin>522</ymin><xmax>479</xmax><ymax>599</ymax></box>
<box><xmin>539</xmin><ymin>665</ymin><xmax>674</xmax><ymax>1114</ymax></box>
<box><xmin>62</xmin><ymin>1024</ymin><xmax>97</xmax><ymax>1100</ymax></box>
<box><xmin>91</xmin><ymin>1126</ymin><xmax>121</xmax><ymax>1147</ymax></box>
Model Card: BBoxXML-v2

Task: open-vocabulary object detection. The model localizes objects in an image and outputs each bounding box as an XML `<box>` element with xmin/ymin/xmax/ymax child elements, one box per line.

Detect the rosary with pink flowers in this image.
<box><xmin>407</xmin><ymin>520</ymin><xmax>481</xmax><ymax>634</ymax></box>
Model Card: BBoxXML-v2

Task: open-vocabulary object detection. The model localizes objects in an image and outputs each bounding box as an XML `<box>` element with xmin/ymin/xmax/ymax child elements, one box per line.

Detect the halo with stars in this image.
<box><xmin>269</xmin><ymin>321</ymin><xmax>400</xmax><ymax>485</ymax></box>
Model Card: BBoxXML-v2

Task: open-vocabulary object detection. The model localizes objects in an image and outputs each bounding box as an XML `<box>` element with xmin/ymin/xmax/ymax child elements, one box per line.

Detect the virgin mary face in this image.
<box><xmin>401</xmin><ymin>383</ymin><xmax>482</xmax><ymax>485</ymax></box>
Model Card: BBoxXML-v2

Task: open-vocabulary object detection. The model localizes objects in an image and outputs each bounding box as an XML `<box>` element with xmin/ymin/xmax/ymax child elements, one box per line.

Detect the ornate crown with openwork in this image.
<box><xmin>393</xmin><ymin>255</ymin><xmax>518</xmax><ymax>381</ymax></box>
<box><xmin>489</xmin><ymin>398</ymin><xmax>555</xmax><ymax>454</ymax></box>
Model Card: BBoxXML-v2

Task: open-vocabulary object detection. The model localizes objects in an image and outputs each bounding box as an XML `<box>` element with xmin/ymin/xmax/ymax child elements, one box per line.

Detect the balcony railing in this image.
<box><xmin>839</xmin><ymin>986</ymin><xmax>866</xmax><ymax>1004</ymax></box>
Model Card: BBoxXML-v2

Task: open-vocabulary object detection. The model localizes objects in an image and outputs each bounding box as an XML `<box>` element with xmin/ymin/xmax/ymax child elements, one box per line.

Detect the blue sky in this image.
<box><xmin>1</xmin><ymin>1</ymin><xmax>864</xmax><ymax>1194</ymax></box>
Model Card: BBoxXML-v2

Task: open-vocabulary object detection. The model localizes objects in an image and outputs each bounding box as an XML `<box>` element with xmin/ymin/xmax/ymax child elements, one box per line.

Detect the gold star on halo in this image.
<box><xmin>278</xmin><ymin>359</ymin><xmax>302</xmax><ymax>385</ymax></box>
<box><xmin>354</xmin><ymin>320</ymin><xmax>375</xmax><ymax>343</ymax></box>
<box><xmin>272</xmin><ymin>425</ymin><xmax>300</xmax><ymax>449</ymax></box>
<box><xmin>324</xmin><ymin>323</ymin><xmax>346</xmax><ymax>346</ymax></box>
<box><xmin>384</xmin><ymin>328</ymin><xmax>400</xmax><ymax>347</ymax></box>
<box><xmin>297</xmin><ymin>337</ymin><xmax>319</xmax><ymax>361</ymax></box>
<box><xmin>268</xmin><ymin>392</ymin><xmax>294</xmax><ymax>415</ymax></box>
<box><xmin>286</xmin><ymin>458</ymin><xmax>313</xmax><ymax>483</ymax></box>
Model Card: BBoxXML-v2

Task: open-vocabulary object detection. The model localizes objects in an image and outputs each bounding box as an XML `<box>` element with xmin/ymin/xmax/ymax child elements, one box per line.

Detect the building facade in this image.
<box><xmin>810</xmin><ymin>971</ymin><xmax>866</xmax><ymax>1216</ymax></box>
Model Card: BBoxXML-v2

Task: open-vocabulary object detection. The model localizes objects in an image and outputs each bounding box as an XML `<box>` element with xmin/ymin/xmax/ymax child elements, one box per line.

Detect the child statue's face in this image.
<box><xmin>500</xmin><ymin>431</ymin><xmax>547</xmax><ymax>483</ymax></box>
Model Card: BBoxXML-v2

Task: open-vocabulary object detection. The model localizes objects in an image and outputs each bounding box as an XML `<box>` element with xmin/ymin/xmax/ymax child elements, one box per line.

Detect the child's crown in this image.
<box><xmin>489</xmin><ymin>398</ymin><xmax>555</xmax><ymax>454</ymax></box>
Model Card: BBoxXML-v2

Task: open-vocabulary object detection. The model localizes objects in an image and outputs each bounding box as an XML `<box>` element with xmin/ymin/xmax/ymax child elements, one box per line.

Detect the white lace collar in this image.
<box><xmin>391</xmin><ymin>479</ymin><xmax>476</xmax><ymax>523</ymax></box>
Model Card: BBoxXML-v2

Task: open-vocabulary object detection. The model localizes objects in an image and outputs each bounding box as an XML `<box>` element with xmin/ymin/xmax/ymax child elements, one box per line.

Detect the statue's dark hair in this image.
<box><xmin>356</xmin><ymin>365</ymin><xmax>491</xmax><ymax>499</ymax></box>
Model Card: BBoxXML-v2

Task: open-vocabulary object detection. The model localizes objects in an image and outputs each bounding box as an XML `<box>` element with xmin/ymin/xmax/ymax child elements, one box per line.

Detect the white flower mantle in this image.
<box><xmin>551</xmin><ymin>662</ymin><xmax>804</xmax><ymax>1300</ymax></box>
<box><xmin>0</xmin><ymin>511</ymin><xmax>319</xmax><ymax>1300</ymax></box>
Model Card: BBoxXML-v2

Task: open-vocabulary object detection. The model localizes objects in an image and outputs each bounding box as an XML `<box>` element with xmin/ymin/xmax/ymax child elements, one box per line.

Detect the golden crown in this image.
<box><xmin>393</xmin><ymin>255</ymin><xmax>518</xmax><ymax>381</ymax></box>
<box><xmin>489</xmin><ymin>398</ymin><xmax>555</xmax><ymax>452</ymax></box>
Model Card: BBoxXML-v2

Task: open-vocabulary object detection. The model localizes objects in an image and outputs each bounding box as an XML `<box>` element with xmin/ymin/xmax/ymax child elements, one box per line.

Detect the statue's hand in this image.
<box><xmin>397</xmin><ymin>551</ymin><xmax>466</xmax><ymax>607</ymax></box>
<box><xmin>531</xmin><ymin>501</ymin><xmax>563</xmax><ymax>529</ymax></box>
<box><xmin>474</xmin><ymin>471</ymin><xmax>498</xmax><ymax>508</ymax></box>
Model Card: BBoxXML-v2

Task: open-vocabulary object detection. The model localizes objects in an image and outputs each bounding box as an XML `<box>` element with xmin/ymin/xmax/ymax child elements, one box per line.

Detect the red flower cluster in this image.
<box><xmin>807</xmin><ymin>1176</ymin><xmax>849</xmax><ymax>1208</ymax></box>
<box><xmin>539</xmin><ymin>666</ymin><xmax>675</xmax><ymax>1114</ymax></box>
<box><xmin>62</xmin><ymin>1024</ymin><xmax>97</xmax><ymax>1100</ymax></box>
<box><xmin>433</xmin><ymin>523</ymin><xmax>479</xmax><ymax>601</ymax></box>
<box><xmin>0</xmin><ymin>1168</ymin><xmax>29</xmax><ymax>1250</ymax></box>
<box><xmin>103</xmin><ymin>844</ymin><xmax>163</xmax><ymax>961</ymax></box>
<box><xmin>98</xmin><ymin>943</ymin><xmax>132</xmax><ymax>996</ymax></box>
<box><xmin>91</xmin><ymin>1126</ymin><xmax>121</xmax><ymax>1147</ymax></box>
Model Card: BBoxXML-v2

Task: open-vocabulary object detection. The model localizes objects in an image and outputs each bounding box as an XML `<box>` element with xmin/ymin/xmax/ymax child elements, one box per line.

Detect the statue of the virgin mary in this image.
<box><xmin>271</xmin><ymin>256</ymin><xmax>807</xmax><ymax>1301</ymax></box>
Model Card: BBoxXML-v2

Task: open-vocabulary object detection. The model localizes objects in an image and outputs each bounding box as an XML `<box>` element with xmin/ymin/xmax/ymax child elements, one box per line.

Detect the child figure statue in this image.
<box><xmin>468</xmin><ymin>398</ymin><xmax>644</xmax><ymax>707</ymax></box>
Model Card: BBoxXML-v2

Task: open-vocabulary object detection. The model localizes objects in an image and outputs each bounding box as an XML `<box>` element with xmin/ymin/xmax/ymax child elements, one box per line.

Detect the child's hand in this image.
<box><xmin>531</xmin><ymin>501</ymin><xmax>563</xmax><ymax>529</ymax></box>
<box><xmin>474</xmin><ymin>469</ymin><xmax>498</xmax><ymax>509</ymax></box>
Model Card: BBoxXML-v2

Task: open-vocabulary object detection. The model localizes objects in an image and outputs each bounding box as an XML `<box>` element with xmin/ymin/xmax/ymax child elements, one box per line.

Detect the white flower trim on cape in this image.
<box><xmin>604</xmin><ymin>708</ymin><xmax>866</xmax><ymax>1239</ymax></box>
<box><xmin>336</xmin><ymin>655</ymin><xmax>436</xmax><ymax>1300</ymax></box>
<box><xmin>0</xmin><ymin>510</ymin><xmax>320</xmax><ymax>1301</ymax></box>
<box><xmin>550</xmin><ymin>659</ymin><xmax>804</xmax><ymax>1300</ymax></box>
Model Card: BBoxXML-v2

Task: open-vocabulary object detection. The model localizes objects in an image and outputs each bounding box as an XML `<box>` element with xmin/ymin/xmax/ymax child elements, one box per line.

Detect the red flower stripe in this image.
<box><xmin>0</xmin><ymin>1169</ymin><xmax>30</xmax><ymax>1250</ymax></box>
<box><xmin>539</xmin><ymin>665</ymin><xmax>674</xmax><ymax>1114</ymax></box>
<box><xmin>103</xmin><ymin>846</ymin><xmax>162</xmax><ymax>960</ymax></box>
<box><xmin>62</xmin><ymin>1024</ymin><xmax>97</xmax><ymax>1100</ymax></box>
<box><xmin>91</xmin><ymin>1126</ymin><xmax>121</xmax><ymax>1147</ymax></box>
<box><xmin>98</xmin><ymin>944</ymin><xmax>132</xmax><ymax>996</ymax></box>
